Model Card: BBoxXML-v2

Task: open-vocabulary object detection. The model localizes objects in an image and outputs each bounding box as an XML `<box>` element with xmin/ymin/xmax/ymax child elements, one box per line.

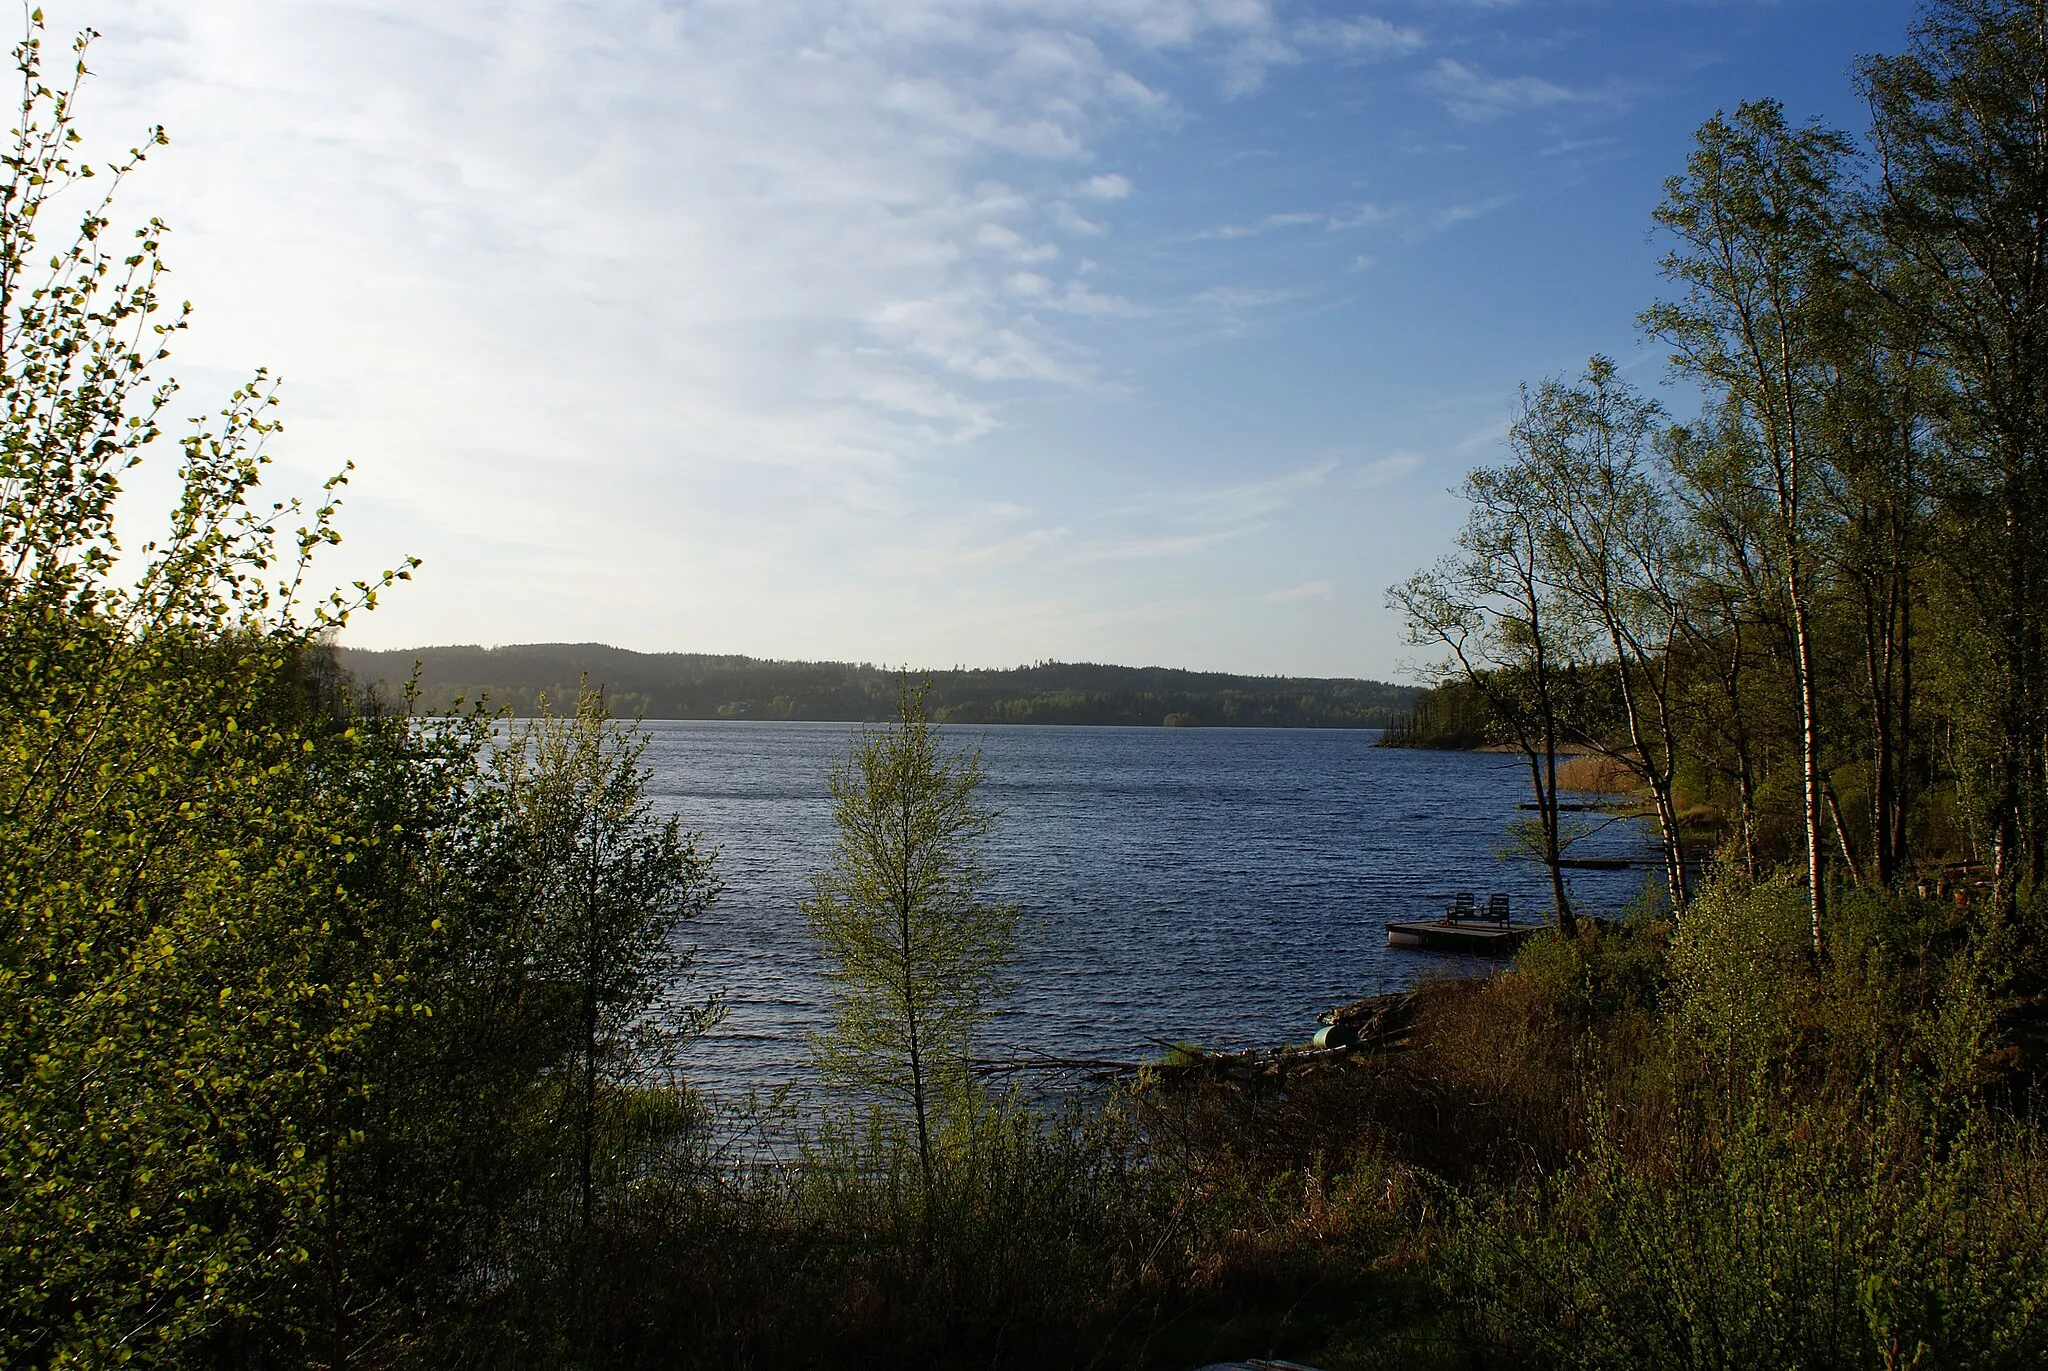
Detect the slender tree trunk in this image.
<box><xmin>1524</xmin><ymin>745</ymin><xmax>1574</xmax><ymax>937</ymax></box>
<box><xmin>1865</xmin><ymin>554</ymin><xmax>1899</xmax><ymax>887</ymax></box>
<box><xmin>898</xmin><ymin>789</ymin><xmax>933</xmax><ymax>1192</ymax></box>
<box><xmin>1536</xmin><ymin>665</ymin><xmax>1575</xmax><ymax>938</ymax></box>
<box><xmin>1894</xmin><ymin>574</ymin><xmax>1914</xmax><ymax>877</ymax></box>
<box><xmin>1723</xmin><ymin>617</ymin><xmax>1761</xmax><ymax>882</ymax></box>
<box><xmin>1607</xmin><ymin>636</ymin><xmax>1688</xmax><ymax>910</ymax></box>
<box><xmin>1769</xmin><ymin>318</ymin><xmax>1828</xmax><ymax>955</ymax></box>
<box><xmin>1791</xmin><ymin>563</ymin><xmax>1827</xmax><ymax>954</ymax></box>
<box><xmin>1997</xmin><ymin>480</ymin><xmax>2026</xmax><ymax>918</ymax></box>
<box><xmin>1826</xmin><ymin>778</ymin><xmax>1863</xmax><ymax>887</ymax></box>
<box><xmin>1652</xmin><ymin>636</ymin><xmax>1692</xmax><ymax>908</ymax></box>
<box><xmin>1520</xmin><ymin>552</ymin><xmax>1576</xmax><ymax>937</ymax></box>
<box><xmin>2026</xmin><ymin>585</ymin><xmax>2047</xmax><ymax>894</ymax></box>
<box><xmin>579</xmin><ymin>976</ymin><xmax>598</xmax><ymax>1228</ymax></box>
<box><xmin>577</xmin><ymin>832</ymin><xmax>601</xmax><ymax>1234</ymax></box>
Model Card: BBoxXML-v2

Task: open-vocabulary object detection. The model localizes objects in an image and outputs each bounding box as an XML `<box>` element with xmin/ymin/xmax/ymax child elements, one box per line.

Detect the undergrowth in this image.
<box><xmin>443</xmin><ymin>872</ymin><xmax>2048</xmax><ymax>1370</ymax></box>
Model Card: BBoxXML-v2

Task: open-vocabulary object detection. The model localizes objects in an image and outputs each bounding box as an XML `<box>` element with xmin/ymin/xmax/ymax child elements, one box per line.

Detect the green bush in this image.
<box><xmin>1666</xmin><ymin>870</ymin><xmax>1811</xmax><ymax>1061</ymax></box>
<box><xmin>1449</xmin><ymin>1085</ymin><xmax>2048</xmax><ymax>1370</ymax></box>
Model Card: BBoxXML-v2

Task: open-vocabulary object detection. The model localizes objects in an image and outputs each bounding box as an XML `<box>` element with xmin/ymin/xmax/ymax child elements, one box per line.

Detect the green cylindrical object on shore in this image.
<box><xmin>1313</xmin><ymin>1023</ymin><xmax>1357</xmax><ymax>1050</ymax></box>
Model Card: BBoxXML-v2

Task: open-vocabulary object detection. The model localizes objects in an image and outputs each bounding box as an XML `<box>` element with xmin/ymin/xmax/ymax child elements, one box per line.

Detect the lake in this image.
<box><xmin>640</xmin><ymin>720</ymin><xmax>1653</xmax><ymax>1098</ymax></box>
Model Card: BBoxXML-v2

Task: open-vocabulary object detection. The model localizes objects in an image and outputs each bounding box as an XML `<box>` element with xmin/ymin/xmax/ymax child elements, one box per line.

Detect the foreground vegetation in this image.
<box><xmin>336</xmin><ymin>643</ymin><xmax>1417</xmax><ymax>729</ymax></box>
<box><xmin>12</xmin><ymin>2</ymin><xmax>2048</xmax><ymax>1368</ymax></box>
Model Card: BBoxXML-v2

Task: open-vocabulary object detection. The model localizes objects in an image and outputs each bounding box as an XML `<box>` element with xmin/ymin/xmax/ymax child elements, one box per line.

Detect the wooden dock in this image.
<box><xmin>1385</xmin><ymin>919</ymin><xmax>1533</xmax><ymax>954</ymax></box>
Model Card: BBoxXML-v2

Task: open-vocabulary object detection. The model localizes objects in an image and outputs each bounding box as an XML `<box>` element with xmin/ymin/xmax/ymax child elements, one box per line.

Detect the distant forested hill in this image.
<box><xmin>336</xmin><ymin>643</ymin><xmax>1418</xmax><ymax>728</ymax></box>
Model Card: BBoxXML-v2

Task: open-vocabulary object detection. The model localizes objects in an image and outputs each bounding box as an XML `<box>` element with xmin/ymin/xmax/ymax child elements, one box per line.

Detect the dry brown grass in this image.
<box><xmin>1555</xmin><ymin>752</ymin><xmax>1641</xmax><ymax>795</ymax></box>
<box><xmin>1126</xmin><ymin>967</ymin><xmax>1627</xmax><ymax>1190</ymax></box>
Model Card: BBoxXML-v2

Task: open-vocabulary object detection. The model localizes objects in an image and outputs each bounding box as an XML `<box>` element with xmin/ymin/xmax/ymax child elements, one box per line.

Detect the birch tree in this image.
<box><xmin>803</xmin><ymin>682</ymin><xmax>1020</xmax><ymax>1189</ymax></box>
<box><xmin>1644</xmin><ymin>99</ymin><xmax>1857</xmax><ymax>954</ymax></box>
<box><xmin>1517</xmin><ymin>358</ymin><xmax>1698</xmax><ymax>910</ymax></box>
<box><xmin>1864</xmin><ymin>0</ymin><xmax>2048</xmax><ymax>911</ymax></box>
<box><xmin>1391</xmin><ymin>464</ymin><xmax>1585</xmax><ymax>936</ymax></box>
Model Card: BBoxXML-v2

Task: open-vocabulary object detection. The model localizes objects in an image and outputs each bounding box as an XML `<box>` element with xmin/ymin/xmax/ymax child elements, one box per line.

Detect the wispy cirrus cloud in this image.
<box><xmin>1420</xmin><ymin>58</ymin><xmax>1635</xmax><ymax>122</ymax></box>
<box><xmin>1062</xmin><ymin>458</ymin><xmax>1338</xmax><ymax>564</ymax></box>
<box><xmin>1356</xmin><ymin>453</ymin><xmax>1424</xmax><ymax>488</ymax></box>
<box><xmin>1168</xmin><ymin>458</ymin><xmax>1340</xmax><ymax>525</ymax></box>
<box><xmin>1211</xmin><ymin>8</ymin><xmax>1426</xmax><ymax>97</ymax></box>
<box><xmin>1183</xmin><ymin>283</ymin><xmax>1315</xmax><ymax>337</ymax></box>
<box><xmin>58</xmin><ymin>0</ymin><xmax>1755</xmax><ymax>680</ymax></box>
<box><xmin>1190</xmin><ymin>203</ymin><xmax>1393</xmax><ymax>240</ymax></box>
<box><xmin>1262</xmin><ymin>579</ymin><xmax>1334</xmax><ymax>603</ymax></box>
<box><xmin>79</xmin><ymin>0</ymin><xmax>1323</xmax><ymax>625</ymax></box>
<box><xmin>1436</xmin><ymin>193</ymin><xmax>1516</xmax><ymax>228</ymax></box>
<box><xmin>1068</xmin><ymin>524</ymin><xmax>1264</xmax><ymax>563</ymax></box>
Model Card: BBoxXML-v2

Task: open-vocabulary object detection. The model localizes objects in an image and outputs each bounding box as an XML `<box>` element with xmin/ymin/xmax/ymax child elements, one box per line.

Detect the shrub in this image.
<box><xmin>1449</xmin><ymin>1086</ymin><xmax>2048</xmax><ymax>1370</ymax></box>
<box><xmin>1666</xmin><ymin>870</ymin><xmax>1811</xmax><ymax>1062</ymax></box>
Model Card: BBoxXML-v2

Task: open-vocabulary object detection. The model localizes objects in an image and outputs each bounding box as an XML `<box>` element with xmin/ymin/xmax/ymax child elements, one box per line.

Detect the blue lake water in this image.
<box><xmin>640</xmin><ymin>721</ymin><xmax>1654</xmax><ymax>1098</ymax></box>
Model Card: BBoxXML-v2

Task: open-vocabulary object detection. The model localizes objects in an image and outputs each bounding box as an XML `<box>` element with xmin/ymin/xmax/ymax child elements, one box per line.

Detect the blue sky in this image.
<box><xmin>78</xmin><ymin>0</ymin><xmax>1916</xmax><ymax>679</ymax></box>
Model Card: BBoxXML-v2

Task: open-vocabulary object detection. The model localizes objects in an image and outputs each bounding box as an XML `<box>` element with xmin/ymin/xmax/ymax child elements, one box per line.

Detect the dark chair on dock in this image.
<box><xmin>1485</xmin><ymin>892</ymin><xmax>1510</xmax><ymax>926</ymax></box>
<box><xmin>1442</xmin><ymin>891</ymin><xmax>1476</xmax><ymax>924</ymax></box>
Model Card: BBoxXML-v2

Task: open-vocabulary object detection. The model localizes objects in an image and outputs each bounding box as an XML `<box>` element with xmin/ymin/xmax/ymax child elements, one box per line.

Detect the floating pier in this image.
<box><xmin>1385</xmin><ymin>919</ymin><xmax>1534</xmax><ymax>954</ymax></box>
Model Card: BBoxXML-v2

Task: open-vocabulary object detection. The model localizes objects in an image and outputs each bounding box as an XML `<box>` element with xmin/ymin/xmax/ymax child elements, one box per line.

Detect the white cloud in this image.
<box><xmin>1220</xmin><ymin>31</ymin><xmax>1301</xmax><ymax>97</ymax></box>
<box><xmin>63</xmin><ymin>0</ymin><xmax>1309</xmax><ymax>642</ymax></box>
<box><xmin>1048</xmin><ymin>199</ymin><xmax>1109</xmax><ymax>235</ymax></box>
<box><xmin>1076</xmin><ymin>171</ymin><xmax>1133</xmax><ymax>199</ymax></box>
<box><xmin>1005</xmin><ymin>272</ymin><xmax>1143</xmax><ymax>315</ymax></box>
<box><xmin>1326</xmin><ymin>203</ymin><xmax>1395</xmax><ymax>229</ymax></box>
<box><xmin>1540</xmin><ymin>136</ymin><xmax>1624</xmax><ymax>159</ymax></box>
<box><xmin>975</xmin><ymin>221</ymin><xmax>1062</xmax><ymax>262</ymax></box>
<box><xmin>1296</xmin><ymin>16</ymin><xmax>1425</xmax><ymax>58</ymax></box>
<box><xmin>870</xmin><ymin>501</ymin><xmax>1073</xmax><ymax>574</ymax></box>
<box><xmin>39</xmin><ymin>0</ymin><xmax>1490</xmax><ymax>677</ymax></box>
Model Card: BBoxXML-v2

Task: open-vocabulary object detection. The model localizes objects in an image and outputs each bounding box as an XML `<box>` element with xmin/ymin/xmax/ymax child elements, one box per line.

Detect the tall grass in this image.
<box><xmin>443</xmin><ymin>1085</ymin><xmax>1446</xmax><ymax>1370</ymax></box>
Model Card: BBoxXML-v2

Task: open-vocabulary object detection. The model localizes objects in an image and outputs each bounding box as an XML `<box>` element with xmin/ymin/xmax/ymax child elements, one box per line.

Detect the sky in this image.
<box><xmin>69</xmin><ymin>0</ymin><xmax>1919</xmax><ymax>680</ymax></box>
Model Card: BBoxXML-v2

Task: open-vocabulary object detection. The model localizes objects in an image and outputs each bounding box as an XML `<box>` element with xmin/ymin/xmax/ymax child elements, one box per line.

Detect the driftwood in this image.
<box><xmin>1318</xmin><ymin>989</ymin><xmax>1418</xmax><ymax>1045</ymax></box>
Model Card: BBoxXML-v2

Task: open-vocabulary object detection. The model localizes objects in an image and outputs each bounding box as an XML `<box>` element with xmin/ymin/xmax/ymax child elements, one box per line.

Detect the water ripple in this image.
<box><xmin>641</xmin><ymin>721</ymin><xmax>1653</xmax><ymax>1097</ymax></box>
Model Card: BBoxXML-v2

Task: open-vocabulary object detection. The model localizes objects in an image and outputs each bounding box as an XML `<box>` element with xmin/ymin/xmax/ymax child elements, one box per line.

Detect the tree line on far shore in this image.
<box><xmin>336</xmin><ymin>643</ymin><xmax>1418</xmax><ymax>729</ymax></box>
